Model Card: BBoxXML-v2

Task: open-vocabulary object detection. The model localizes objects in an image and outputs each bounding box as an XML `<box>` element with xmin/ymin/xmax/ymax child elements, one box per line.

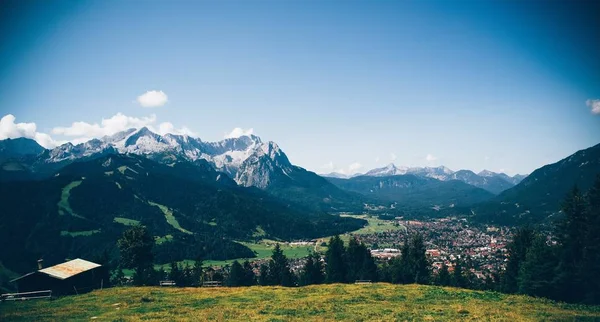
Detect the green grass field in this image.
<box><xmin>2</xmin><ymin>284</ymin><xmax>598</xmax><ymax>321</ymax></box>
<box><xmin>166</xmin><ymin>215</ymin><xmax>399</xmax><ymax>268</ymax></box>
<box><xmin>159</xmin><ymin>240</ymin><xmax>314</xmax><ymax>268</ymax></box>
<box><xmin>57</xmin><ymin>180</ymin><xmax>84</xmax><ymax>218</ymax></box>
<box><xmin>114</xmin><ymin>217</ymin><xmax>141</xmax><ymax>226</ymax></box>
<box><xmin>60</xmin><ymin>230</ymin><xmax>101</xmax><ymax>237</ymax></box>
<box><xmin>339</xmin><ymin>214</ymin><xmax>405</xmax><ymax>235</ymax></box>
<box><xmin>148</xmin><ymin>201</ymin><xmax>193</xmax><ymax>235</ymax></box>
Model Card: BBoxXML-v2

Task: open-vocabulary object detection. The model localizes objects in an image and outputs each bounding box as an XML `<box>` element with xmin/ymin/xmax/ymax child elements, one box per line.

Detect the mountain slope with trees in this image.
<box><xmin>327</xmin><ymin>174</ymin><xmax>495</xmax><ymax>207</ymax></box>
<box><xmin>0</xmin><ymin>154</ymin><xmax>365</xmax><ymax>274</ymax></box>
<box><xmin>473</xmin><ymin>143</ymin><xmax>600</xmax><ymax>225</ymax></box>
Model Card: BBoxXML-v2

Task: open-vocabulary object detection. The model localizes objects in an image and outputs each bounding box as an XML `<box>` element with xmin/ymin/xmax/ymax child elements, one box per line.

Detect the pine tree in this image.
<box><xmin>268</xmin><ymin>244</ymin><xmax>294</xmax><ymax>286</ymax></box>
<box><xmin>390</xmin><ymin>240</ymin><xmax>411</xmax><ymax>284</ymax></box>
<box><xmin>300</xmin><ymin>253</ymin><xmax>325</xmax><ymax>286</ymax></box>
<box><xmin>181</xmin><ymin>263</ymin><xmax>193</xmax><ymax>287</ymax></box>
<box><xmin>242</xmin><ymin>260</ymin><xmax>256</xmax><ymax>286</ymax></box>
<box><xmin>518</xmin><ymin>235</ymin><xmax>557</xmax><ymax>298</ymax></box>
<box><xmin>554</xmin><ymin>186</ymin><xmax>587</xmax><ymax>302</ymax></box>
<box><xmin>452</xmin><ymin>259</ymin><xmax>466</xmax><ymax>288</ymax></box>
<box><xmin>226</xmin><ymin>260</ymin><xmax>245</xmax><ymax>287</ymax></box>
<box><xmin>345</xmin><ymin>238</ymin><xmax>362</xmax><ymax>282</ymax></box>
<box><xmin>325</xmin><ymin>235</ymin><xmax>346</xmax><ymax>283</ymax></box>
<box><xmin>409</xmin><ymin>233</ymin><xmax>430</xmax><ymax>284</ymax></box>
<box><xmin>258</xmin><ymin>263</ymin><xmax>270</xmax><ymax>286</ymax></box>
<box><xmin>436</xmin><ymin>263</ymin><xmax>451</xmax><ymax>286</ymax></box>
<box><xmin>360</xmin><ymin>247</ymin><xmax>378</xmax><ymax>282</ymax></box>
<box><xmin>300</xmin><ymin>253</ymin><xmax>316</xmax><ymax>286</ymax></box>
<box><xmin>191</xmin><ymin>258</ymin><xmax>203</xmax><ymax>286</ymax></box>
<box><xmin>168</xmin><ymin>261</ymin><xmax>182</xmax><ymax>285</ymax></box>
<box><xmin>117</xmin><ymin>225</ymin><xmax>154</xmax><ymax>286</ymax></box>
<box><xmin>501</xmin><ymin>227</ymin><xmax>534</xmax><ymax>293</ymax></box>
<box><xmin>582</xmin><ymin>175</ymin><xmax>600</xmax><ymax>304</ymax></box>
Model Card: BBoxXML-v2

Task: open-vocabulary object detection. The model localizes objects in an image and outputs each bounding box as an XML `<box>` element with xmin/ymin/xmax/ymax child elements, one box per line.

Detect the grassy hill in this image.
<box><xmin>2</xmin><ymin>284</ymin><xmax>599</xmax><ymax>321</ymax></box>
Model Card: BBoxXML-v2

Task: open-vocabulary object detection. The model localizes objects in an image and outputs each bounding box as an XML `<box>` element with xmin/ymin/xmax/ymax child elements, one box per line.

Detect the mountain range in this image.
<box><xmin>324</xmin><ymin>163</ymin><xmax>526</xmax><ymax>195</ymax></box>
<box><xmin>326</xmin><ymin>174</ymin><xmax>495</xmax><ymax>208</ymax></box>
<box><xmin>1</xmin><ymin>127</ymin><xmax>599</xmax><ymax>273</ymax></box>
<box><xmin>471</xmin><ymin>143</ymin><xmax>600</xmax><ymax>225</ymax></box>
<box><xmin>0</xmin><ymin>128</ymin><xmax>365</xmax><ymax>212</ymax></box>
<box><xmin>0</xmin><ymin>153</ymin><xmax>365</xmax><ymax>273</ymax></box>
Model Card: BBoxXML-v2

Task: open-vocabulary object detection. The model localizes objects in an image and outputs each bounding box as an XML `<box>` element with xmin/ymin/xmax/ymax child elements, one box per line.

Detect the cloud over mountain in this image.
<box><xmin>1</xmin><ymin>113</ymin><xmax>198</xmax><ymax>148</ymax></box>
<box><xmin>425</xmin><ymin>154</ymin><xmax>437</xmax><ymax>162</ymax></box>
<box><xmin>137</xmin><ymin>90</ymin><xmax>168</xmax><ymax>108</ymax></box>
<box><xmin>0</xmin><ymin>114</ymin><xmax>58</xmax><ymax>148</ymax></box>
<box><xmin>225</xmin><ymin>127</ymin><xmax>254</xmax><ymax>139</ymax></box>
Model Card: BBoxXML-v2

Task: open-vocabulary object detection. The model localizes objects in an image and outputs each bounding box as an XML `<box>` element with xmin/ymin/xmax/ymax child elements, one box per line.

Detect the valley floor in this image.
<box><xmin>1</xmin><ymin>284</ymin><xmax>599</xmax><ymax>321</ymax></box>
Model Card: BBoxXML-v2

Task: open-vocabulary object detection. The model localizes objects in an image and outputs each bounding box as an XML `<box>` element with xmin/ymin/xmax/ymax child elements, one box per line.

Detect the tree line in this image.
<box><xmin>110</xmin><ymin>176</ymin><xmax>599</xmax><ymax>306</ymax></box>
<box><xmin>498</xmin><ymin>176</ymin><xmax>600</xmax><ymax>304</ymax></box>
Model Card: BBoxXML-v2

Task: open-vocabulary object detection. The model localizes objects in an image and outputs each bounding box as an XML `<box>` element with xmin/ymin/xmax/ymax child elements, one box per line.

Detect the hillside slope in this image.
<box><xmin>1</xmin><ymin>284</ymin><xmax>598</xmax><ymax>321</ymax></box>
<box><xmin>0</xmin><ymin>154</ymin><xmax>365</xmax><ymax>273</ymax></box>
<box><xmin>473</xmin><ymin>143</ymin><xmax>600</xmax><ymax>225</ymax></box>
<box><xmin>328</xmin><ymin>175</ymin><xmax>495</xmax><ymax>208</ymax></box>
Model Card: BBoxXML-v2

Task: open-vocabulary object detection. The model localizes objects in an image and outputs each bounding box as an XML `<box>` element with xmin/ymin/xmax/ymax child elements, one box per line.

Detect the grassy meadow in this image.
<box><xmin>158</xmin><ymin>214</ymin><xmax>400</xmax><ymax>269</ymax></box>
<box><xmin>159</xmin><ymin>240</ymin><xmax>315</xmax><ymax>269</ymax></box>
<box><xmin>2</xmin><ymin>284</ymin><xmax>599</xmax><ymax>321</ymax></box>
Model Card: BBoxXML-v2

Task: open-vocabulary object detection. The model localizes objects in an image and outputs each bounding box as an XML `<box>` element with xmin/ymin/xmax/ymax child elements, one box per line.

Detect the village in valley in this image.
<box><xmin>206</xmin><ymin>215</ymin><xmax>514</xmax><ymax>285</ymax></box>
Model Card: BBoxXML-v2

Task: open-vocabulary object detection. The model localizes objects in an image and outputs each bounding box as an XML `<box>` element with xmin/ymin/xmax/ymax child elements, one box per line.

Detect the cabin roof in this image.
<box><xmin>38</xmin><ymin>259</ymin><xmax>101</xmax><ymax>280</ymax></box>
<box><xmin>11</xmin><ymin>258</ymin><xmax>102</xmax><ymax>283</ymax></box>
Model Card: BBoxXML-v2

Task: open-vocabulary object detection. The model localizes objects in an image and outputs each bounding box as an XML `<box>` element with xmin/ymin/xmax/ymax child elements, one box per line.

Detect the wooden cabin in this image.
<box><xmin>10</xmin><ymin>258</ymin><xmax>107</xmax><ymax>296</ymax></box>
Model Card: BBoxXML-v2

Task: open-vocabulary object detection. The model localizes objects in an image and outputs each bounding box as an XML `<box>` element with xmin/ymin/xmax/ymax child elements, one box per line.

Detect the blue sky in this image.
<box><xmin>0</xmin><ymin>0</ymin><xmax>599</xmax><ymax>176</ymax></box>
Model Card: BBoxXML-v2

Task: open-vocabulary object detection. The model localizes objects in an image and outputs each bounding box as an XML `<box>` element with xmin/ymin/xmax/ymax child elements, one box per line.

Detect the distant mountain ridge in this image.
<box><xmin>356</xmin><ymin>163</ymin><xmax>526</xmax><ymax>194</ymax></box>
<box><xmin>0</xmin><ymin>128</ymin><xmax>367</xmax><ymax>212</ymax></box>
<box><xmin>327</xmin><ymin>174</ymin><xmax>495</xmax><ymax>208</ymax></box>
<box><xmin>472</xmin><ymin>143</ymin><xmax>600</xmax><ymax>225</ymax></box>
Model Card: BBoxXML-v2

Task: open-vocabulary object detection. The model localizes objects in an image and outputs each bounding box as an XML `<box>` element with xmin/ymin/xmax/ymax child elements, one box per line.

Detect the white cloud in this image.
<box><xmin>390</xmin><ymin>153</ymin><xmax>397</xmax><ymax>161</ymax></box>
<box><xmin>586</xmin><ymin>99</ymin><xmax>600</xmax><ymax>114</ymax></box>
<box><xmin>52</xmin><ymin>113</ymin><xmax>158</xmax><ymax>138</ymax></box>
<box><xmin>425</xmin><ymin>154</ymin><xmax>437</xmax><ymax>162</ymax></box>
<box><xmin>49</xmin><ymin>113</ymin><xmax>196</xmax><ymax>144</ymax></box>
<box><xmin>0</xmin><ymin>114</ymin><xmax>59</xmax><ymax>148</ymax></box>
<box><xmin>3</xmin><ymin>113</ymin><xmax>197</xmax><ymax>149</ymax></box>
<box><xmin>321</xmin><ymin>161</ymin><xmax>334</xmax><ymax>170</ymax></box>
<box><xmin>327</xmin><ymin>162</ymin><xmax>363</xmax><ymax>175</ymax></box>
<box><xmin>157</xmin><ymin>122</ymin><xmax>197</xmax><ymax>137</ymax></box>
<box><xmin>225</xmin><ymin>127</ymin><xmax>254</xmax><ymax>139</ymax></box>
<box><xmin>348</xmin><ymin>162</ymin><xmax>362</xmax><ymax>172</ymax></box>
<box><xmin>484</xmin><ymin>156</ymin><xmax>490</xmax><ymax>161</ymax></box>
<box><xmin>137</xmin><ymin>90</ymin><xmax>168</xmax><ymax>108</ymax></box>
<box><xmin>375</xmin><ymin>156</ymin><xmax>380</xmax><ymax>163</ymax></box>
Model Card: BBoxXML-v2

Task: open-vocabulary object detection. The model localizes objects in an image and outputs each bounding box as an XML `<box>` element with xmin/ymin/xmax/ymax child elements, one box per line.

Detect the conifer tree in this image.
<box><xmin>582</xmin><ymin>176</ymin><xmax>600</xmax><ymax>304</ymax></box>
<box><xmin>345</xmin><ymin>237</ymin><xmax>363</xmax><ymax>282</ymax></box>
<box><xmin>501</xmin><ymin>227</ymin><xmax>534</xmax><ymax>293</ymax></box>
<box><xmin>117</xmin><ymin>225</ymin><xmax>155</xmax><ymax>286</ymax></box>
<box><xmin>390</xmin><ymin>240</ymin><xmax>411</xmax><ymax>284</ymax></box>
<box><xmin>168</xmin><ymin>261</ymin><xmax>182</xmax><ymax>285</ymax></box>
<box><xmin>518</xmin><ymin>235</ymin><xmax>557</xmax><ymax>298</ymax></box>
<box><xmin>554</xmin><ymin>186</ymin><xmax>587</xmax><ymax>302</ymax></box>
<box><xmin>226</xmin><ymin>260</ymin><xmax>245</xmax><ymax>287</ymax></box>
<box><xmin>191</xmin><ymin>258</ymin><xmax>203</xmax><ymax>286</ymax></box>
<box><xmin>436</xmin><ymin>263</ymin><xmax>451</xmax><ymax>286</ymax></box>
<box><xmin>258</xmin><ymin>263</ymin><xmax>270</xmax><ymax>286</ymax></box>
<box><xmin>242</xmin><ymin>260</ymin><xmax>256</xmax><ymax>286</ymax></box>
<box><xmin>268</xmin><ymin>244</ymin><xmax>294</xmax><ymax>286</ymax></box>
<box><xmin>452</xmin><ymin>259</ymin><xmax>466</xmax><ymax>288</ymax></box>
<box><xmin>325</xmin><ymin>235</ymin><xmax>347</xmax><ymax>283</ymax></box>
<box><xmin>409</xmin><ymin>233</ymin><xmax>430</xmax><ymax>284</ymax></box>
<box><xmin>300</xmin><ymin>252</ymin><xmax>324</xmax><ymax>286</ymax></box>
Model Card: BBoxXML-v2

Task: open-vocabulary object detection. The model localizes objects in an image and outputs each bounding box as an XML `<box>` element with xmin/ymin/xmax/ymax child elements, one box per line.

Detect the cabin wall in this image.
<box><xmin>14</xmin><ymin>266</ymin><xmax>108</xmax><ymax>296</ymax></box>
